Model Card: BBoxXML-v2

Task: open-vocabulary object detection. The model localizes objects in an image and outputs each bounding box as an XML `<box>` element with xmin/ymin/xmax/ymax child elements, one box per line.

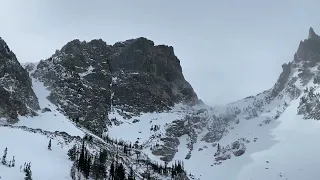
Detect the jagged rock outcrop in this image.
<box><xmin>295</xmin><ymin>28</ymin><xmax>320</xmax><ymax>119</ymax></box>
<box><xmin>30</xmin><ymin>37</ymin><xmax>198</xmax><ymax>135</ymax></box>
<box><xmin>309</xmin><ymin>27</ymin><xmax>320</xmax><ymax>42</ymax></box>
<box><xmin>0</xmin><ymin>37</ymin><xmax>39</xmax><ymax>122</ymax></box>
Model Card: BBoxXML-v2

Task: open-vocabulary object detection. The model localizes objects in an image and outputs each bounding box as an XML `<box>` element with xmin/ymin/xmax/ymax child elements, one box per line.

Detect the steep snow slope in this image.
<box><xmin>237</xmin><ymin>97</ymin><xmax>320</xmax><ymax>180</ymax></box>
<box><xmin>16</xmin><ymin>76</ymin><xmax>85</xmax><ymax>136</ymax></box>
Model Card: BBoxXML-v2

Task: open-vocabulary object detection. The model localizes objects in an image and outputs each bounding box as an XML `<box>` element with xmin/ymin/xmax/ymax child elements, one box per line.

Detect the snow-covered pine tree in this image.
<box><xmin>123</xmin><ymin>145</ymin><xmax>127</xmax><ymax>155</ymax></box>
<box><xmin>23</xmin><ymin>162</ymin><xmax>32</xmax><ymax>180</ymax></box>
<box><xmin>2</xmin><ymin>147</ymin><xmax>7</xmax><ymax>165</ymax></box>
<box><xmin>84</xmin><ymin>152</ymin><xmax>91</xmax><ymax>179</ymax></box>
<box><xmin>70</xmin><ymin>162</ymin><xmax>76</xmax><ymax>180</ymax></box>
<box><xmin>109</xmin><ymin>162</ymin><xmax>115</xmax><ymax>180</ymax></box>
<box><xmin>11</xmin><ymin>156</ymin><xmax>15</xmax><ymax>167</ymax></box>
<box><xmin>114</xmin><ymin>163</ymin><xmax>126</xmax><ymax>180</ymax></box>
<box><xmin>91</xmin><ymin>153</ymin><xmax>100</xmax><ymax>180</ymax></box>
<box><xmin>67</xmin><ymin>144</ymin><xmax>77</xmax><ymax>161</ymax></box>
<box><xmin>48</xmin><ymin>139</ymin><xmax>52</xmax><ymax>150</ymax></box>
<box><xmin>128</xmin><ymin>167</ymin><xmax>134</xmax><ymax>180</ymax></box>
<box><xmin>92</xmin><ymin>149</ymin><xmax>107</xmax><ymax>180</ymax></box>
<box><xmin>78</xmin><ymin>140</ymin><xmax>85</xmax><ymax>172</ymax></box>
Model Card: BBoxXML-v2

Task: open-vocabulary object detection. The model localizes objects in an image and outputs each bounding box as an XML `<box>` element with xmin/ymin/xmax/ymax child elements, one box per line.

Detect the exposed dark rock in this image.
<box><xmin>235</xmin><ymin>118</ymin><xmax>240</xmax><ymax>124</ymax></box>
<box><xmin>269</xmin><ymin>62</ymin><xmax>292</xmax><ymax>99</ymax></box>
<box><xmin>41</xmin><ymin>107</ymin><xmax>52</xmax><ymax>113</ymax></box>
<box><xmin>0</xmin><ymin>38</ymin><xmax>39</xmax><ymax>122</ymax></box>
<box><xmin>215</xmin><ymin>155</ymin><xmax>230</xmax><ymax>161</ymax></box>
<box><xmin>309</xmin><ymin>27</ymin><xmax>320</xmax><ymax>42</ymax></box>
<box><xmin>151</xmin><ymin>137</ymin><xmax>179</xmax><ymax>162</ymax></box>
<box><xmin>231</xmin><ymin>141</ymin><xmax>240</xmax><ymax>149</ymax></box>
<box><xmin>233</xmin><ymin>149</ymin><xmax>245</xmax><ymax>156</ymax></box>
<box><xmin>185</xmin><ymin>152</ymin><xmax>191</xmax><ymax>160</ymax></box>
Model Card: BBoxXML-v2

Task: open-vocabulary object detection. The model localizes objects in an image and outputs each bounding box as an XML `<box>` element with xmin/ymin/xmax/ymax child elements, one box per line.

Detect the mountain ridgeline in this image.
<box><xmin>1</xmin><ymin>27</ymin><xmax>320</xmax><ymax>179</ymax></box>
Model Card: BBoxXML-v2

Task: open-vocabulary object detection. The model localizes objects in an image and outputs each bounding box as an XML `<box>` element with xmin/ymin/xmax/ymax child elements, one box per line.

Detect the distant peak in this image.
<box><xmin>0</xmin><ymin>37</ymin><xmax>6</xmax><ymax>45</ymax></box>
<box><xmin>308</xmin><ymin>27</ymin><xmax>320</xmax><ymax>41</ymax></box>
<box><xmin>0</xmin><ymin>37</ymin><xmax>11</xmax><ymax>54</ymax></box>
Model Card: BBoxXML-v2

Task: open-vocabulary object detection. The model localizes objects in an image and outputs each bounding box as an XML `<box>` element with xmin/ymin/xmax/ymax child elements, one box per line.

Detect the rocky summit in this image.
<box><xmin>27</xmin><ymin>37</ymin><xmax>198</xmax><ymax>135</ymax></box>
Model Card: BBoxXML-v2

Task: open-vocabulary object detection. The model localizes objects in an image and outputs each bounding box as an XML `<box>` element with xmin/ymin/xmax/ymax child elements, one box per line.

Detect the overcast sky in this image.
<box><xmin>0</xmin><ymin>0</ymin><xmax>319</xmax><ymax>106</ymax></box>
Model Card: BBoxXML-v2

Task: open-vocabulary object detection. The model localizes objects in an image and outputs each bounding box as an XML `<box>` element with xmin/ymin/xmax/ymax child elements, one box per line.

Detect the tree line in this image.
<box><xmin>67</xmin><ymin>133</ymin><xmax>188</xmax><ymax>180</ymax></box>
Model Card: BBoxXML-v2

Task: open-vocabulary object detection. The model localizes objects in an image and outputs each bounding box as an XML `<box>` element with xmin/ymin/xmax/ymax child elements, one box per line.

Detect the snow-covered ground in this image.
<box><xmin>237</xmin><ymin>98</ymin><xmax>320</xmax><ymax>180</ymax></box>
<box><xmin>0</xmin><ymin>126</ymin><xmax>75</xmax><ymax>180</ymax></box>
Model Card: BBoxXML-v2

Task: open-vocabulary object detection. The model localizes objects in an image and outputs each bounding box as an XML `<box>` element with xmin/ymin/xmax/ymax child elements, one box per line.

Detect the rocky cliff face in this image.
<box><xmin>294</xmin><ymin>27</ymin><xmax>320</xmax><ymax>119</ymax></box>
<box><xmin>0</xmin><ymin>38</ymin><xmax>39</xmax><ymax>122</ymax></box>
<box><xmin>28</xmin><ymin>37</ymin><xmax>198</xmax><ymax>135</ymax></box>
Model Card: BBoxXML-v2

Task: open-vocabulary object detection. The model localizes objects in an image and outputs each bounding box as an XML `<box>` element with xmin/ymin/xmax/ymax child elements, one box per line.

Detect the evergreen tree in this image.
<box><xmin>92</xmin><ymin>150</ymin><xmax>108</xmax><ymax>180</ymax></box>
<box><xmin>109</xmin><ymin>162</ymin><xmax>115</xmax><ymax>180</ymax></box>
<box><xmin>48</xmin><ymin>139</ymin><xmax>52</xmax><ymax>150</ymax></box>
<box><xmin>98</xmin><ymin>149</ymin><xmax>107</xmax><ymax>179</ymax></box>
<box><xmin>177</xmin><ymin>161</ymin><xmax>183</xmax><ymax>173</ymax></box>
<box><xmin>78</xmin><ymin>140</ymin><xmax>85</xmax><ymax>171</ymax></box>
<box><xmin>147</xmin><ymin>172</ymin><xmax>151</xmax><ymax>180</ymax></box>
<box><xmin>128</xmin><ymin>167</ymin><xmax>134</xmax><ymax>180</ymax></box>
<box><xmin>164</xmin><ymin>162</ymin><xmax>168</xmax><ymax>175</ymax></box>
<box><xmin>84</xmin><ymin>153</ymin><xmax>91</xmax><ymax>179</ymax></box>
<box><xmin>11</xmin><ymin>156</ymin><xmax>15</xmax><ymax>167</ymax></box>
<box><xmin>114</xmin><ymin>163</ymin><xmax>126</xmax><ymax>180</ymax></box>
<box><xmin>68</xmin><ymin>144</ymin><xmax>78</xmax><ymax>161</ymax></box>
<box><xmin>116</xmin><ymin>151</ymin><xmax>119</xmax><ymax>163</ymax></box>
<box><xmin>70</xmin><ymin>162</ymin><xmax>76</xmax><ymax>180</ymax></box>
<box><xmin>91</xmin><ymin>153</ymin><xmax>100</xmax><ymax>180</ymax></box>
<box><xmin>88</xmin><ymin>135</ymin><xmax>93</xmax><ymax>142</ymax></box>
<box><xmin>2</xmin><ymin>147</ymin><xmax>7</xmax><ymax>165</ymax></box>
<box><xmin>171</xmin><ymin>164</ymin><xmax>176</xmax><ymax>178</ymax></box>
<box><xmin>23</xmin><ymin>162</ymin><xmax>32</xmax><ymax>180</ymax></box>
<box><xmin>123</xmin><ymin>145</ymin><xmax>126</xmax><ymax>154</ymax></box>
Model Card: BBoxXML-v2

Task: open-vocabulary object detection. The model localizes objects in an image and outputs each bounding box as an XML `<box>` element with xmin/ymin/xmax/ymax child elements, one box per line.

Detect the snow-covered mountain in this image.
<box><xmin>0</xmin><ymin>37</ymin><xmax>192</xmax><ymax>180</ymax></box>
<box><xmin>1</xmin><ymin>27</ymin><xmax>320</xmax><ymax>180</ymax></box>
